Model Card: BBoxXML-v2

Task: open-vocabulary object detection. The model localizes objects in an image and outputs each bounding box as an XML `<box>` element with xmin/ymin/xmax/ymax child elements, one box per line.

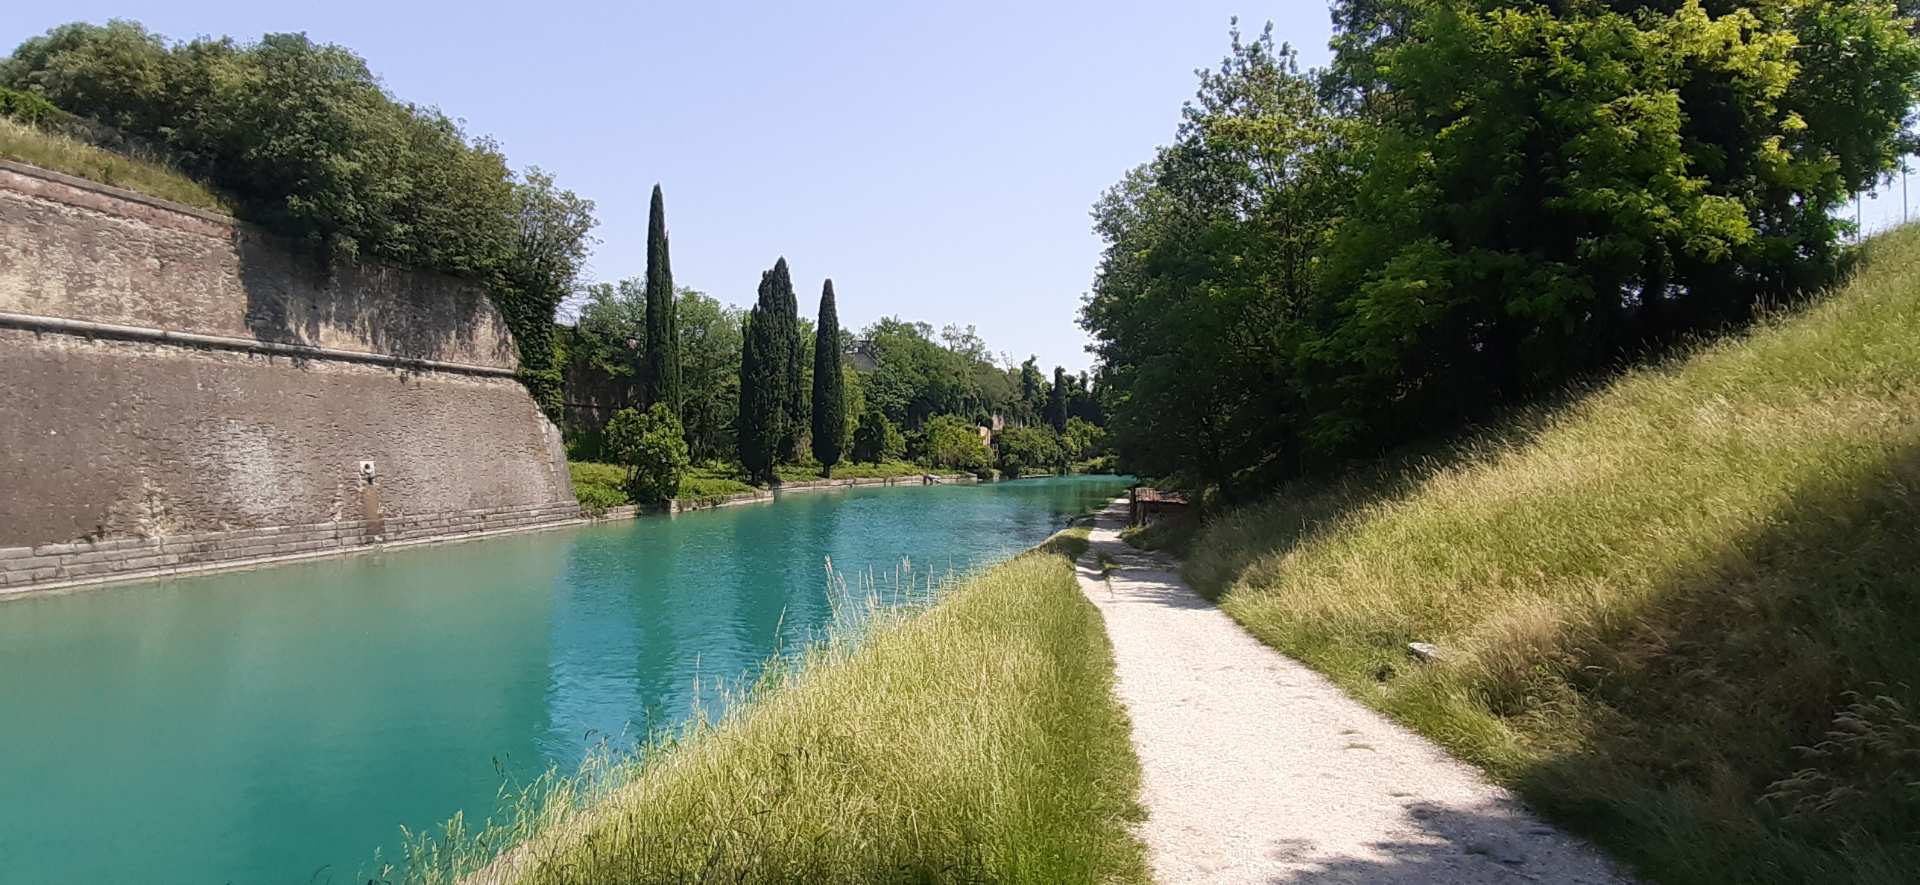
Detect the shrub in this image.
<box><xmin>0</xmin><ymin>85</ymin><xmax>58</xmax><ymax>125</ymax></box>
<box><xmin>850</xmin><ymin>407</ymin><xmax>904</xmax><ymax>463</ymax></box>
<box><xmin>605</xmin><ymin>405</ymin><xmax>690</xmax><ymax>508</ymax></box>
<box><xmin>919</xmin><ymin>414</ymin><xmax>989</xmax><ymax>471</ymax></box>
<box><xmin>995</xmin><ymin>424</ymin><xmax>1065</xmax><ymax>478</ymax></box>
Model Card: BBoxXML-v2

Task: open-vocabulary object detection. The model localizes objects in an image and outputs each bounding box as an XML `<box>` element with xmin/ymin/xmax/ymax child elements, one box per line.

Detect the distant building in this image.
<box><xmin>846</xmin><ymin>339</ymin><xmax>879</xmax><ymax>372</ymax></box>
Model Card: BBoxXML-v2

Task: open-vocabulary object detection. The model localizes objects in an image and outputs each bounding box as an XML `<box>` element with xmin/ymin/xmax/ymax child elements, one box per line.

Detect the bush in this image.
<box><xmin>604</xmin><ymin>405</ymin><xmax>690</xmax><ymax>508</ymax></box>
<box><xmin>996</xmin><ymin>424</ymin><xmax>1067</xmax><ymax>478</ymax></box>
<box><xmin>850</xmin><ymin>407</ymin><xmax>905</xmax><ymax>463</ymax></box>
<box><xmin>0</xmin><ymin>85</ymin><xmax>58</xmax><ymax>125</ymax></box>
<box><xmin>918</xmin><ymin>414</ymin><xmax>989</xmax><ymax>471</ymax></box>
<box><xmin>572</xmin><ymin>482</ymin><xmax>627</xmax><ymax>517</ymax></box>
<box><xmin>566</xmin><ymin>462</ymin><xmax>631</xmax><ymax>516</ymax></box>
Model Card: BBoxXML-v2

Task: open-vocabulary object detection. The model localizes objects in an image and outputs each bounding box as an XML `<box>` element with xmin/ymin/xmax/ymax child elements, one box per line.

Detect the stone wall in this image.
<box><xmin>0</xmin><ymin>161</ymin><xmax>517</xmax><ymax>368</ymax></box>
<box><xmin>0</xmin><ymin>161</ymin><xmax>577</xmax><ymax>595</ymax></box>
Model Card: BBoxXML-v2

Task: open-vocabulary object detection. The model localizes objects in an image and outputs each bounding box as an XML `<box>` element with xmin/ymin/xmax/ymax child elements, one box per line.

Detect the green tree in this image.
<box><xmin>1018</xmin><ymin>356</ymin><xmax>1045</xmax><ymax>422</ymax></box>
<box><xmin>737</xmin><ymin>259</ymin><xmax>796</xmax><ymax>484</ymax></box>
<box><xmin>605</xmin><ymin>404</ymin><xmax>689</xmax><ymax>509</ymax></box>
<box><xmin>641</xmin><ymin>184</ymin><xmax>680</xmax><ymax>416</ymax></box>
<box><xmin>3</xmin><ymin>23</ymin><xmax>525</xmax><ymax>275</ymax></box>
<box><xmin>919</xmin><ymin>414</ymin><xmax>990</xmax><ymax>471</ymax></box>
<box><xmin>780</xmin><ymin>270</ymin><xmax>808</xmax><ymax>461</ymax></box>
<box><xmin>572</xmin><ymin>280</ymin><xmax>644</xmax><ymax>383</ymax></box>
<box><xmin>994</xmin><ymin>425</ymin><xmax>1064</xmax><ymax>478</ymax></box>
<box><xmin>851</xmin><ymin>407</ymin><xmax>905</xmax><ymax>463</ymax></box>
<box><xmin>811</xmin><ymin>280</ymin><xmax>847</xmax><ymax>474</ymax></box>
<box><xmin>1063</xmin><ymin>417</ymin><xmax>1106</xmax><ymax>461</ymax></box>
<box><xmin>500</xmin><ymin>169</ymin><xmax>597</xmax><ymax>421</ymax></box>
<box><xmin>1046</xmin><ymin>366</ymin><xmax>1069</xmax><ymax>432</ymax></box>
<box><xmin>677</xmin><ymin>289</ymin><xmax>742</xmax><ymax>463</ymax></box>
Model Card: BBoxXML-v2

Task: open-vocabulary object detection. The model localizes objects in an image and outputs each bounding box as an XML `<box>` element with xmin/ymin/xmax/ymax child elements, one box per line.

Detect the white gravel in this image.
<box><xmin>1077</xmin><ymin>500</ymin><xmax>1631</xmax><ymax>884</ymax></box>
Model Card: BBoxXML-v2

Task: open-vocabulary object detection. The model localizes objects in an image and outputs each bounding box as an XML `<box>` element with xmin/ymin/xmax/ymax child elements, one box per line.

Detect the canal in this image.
<box><xmin>0</xmin><ymin>475</ymin><xmax>1130</xmax><ymax>884</ymax></box>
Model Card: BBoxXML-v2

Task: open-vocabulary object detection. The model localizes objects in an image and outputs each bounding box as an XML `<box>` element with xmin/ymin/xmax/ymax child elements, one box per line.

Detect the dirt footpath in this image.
<box><xmin>1076</xmin><ymin>500</ymin><xmax>1630</xmax><ymax>884</ymax></box>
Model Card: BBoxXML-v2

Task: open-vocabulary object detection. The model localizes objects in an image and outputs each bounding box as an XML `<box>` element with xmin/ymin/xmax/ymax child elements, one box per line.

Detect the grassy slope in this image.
<box><xmin>1177</xmin><ymin>228</ymin><xmax>1920</xmax><ymax>882</ymax></box>
<box><xmin>0</xmin><ymin>117</ymin><xmax>230</xmax><ymax>212</ymax></box>
<box><xmin>775</xmin><ymin>459</ymin><xmax>928</xmax><ymax>483</ymax></box>
<box><xmin>568</xmin><ymin>461</ymin><xmax>759</xmax><ymax>513</ymax></box>
<box><xmin>572</xmin><ymin>460</ymin><xmax>934</xmax><ymax>515</ymax></box>
<box><xmin>434</xmin><ymin>528</ymin><xmax>1144</xmax><ymax>885</ymax></box>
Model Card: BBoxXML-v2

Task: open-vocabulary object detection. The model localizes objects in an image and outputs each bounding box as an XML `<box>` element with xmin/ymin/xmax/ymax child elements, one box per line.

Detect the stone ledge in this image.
<box><xmin>0</xmin><ymin>502</ymin><xmax>584</xmax><ymax>599</ymax></box>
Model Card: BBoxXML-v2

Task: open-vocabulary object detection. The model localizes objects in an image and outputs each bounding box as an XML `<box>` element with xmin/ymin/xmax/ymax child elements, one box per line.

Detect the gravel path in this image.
<box><xmin>1077</xmin><ymin>500</ymin><xmax>1630</xmax><ymax>884</ymax></box>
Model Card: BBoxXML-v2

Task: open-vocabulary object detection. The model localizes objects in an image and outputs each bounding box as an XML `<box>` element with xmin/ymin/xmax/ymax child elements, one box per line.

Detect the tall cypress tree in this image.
<box><xmin>779</xmin><ymin>266</ymin><xmax>807</xmax><ymax>460</ymax></box>
<box><xmin>738</xmin><ymin>258</ymin><xmax>795</xmax><ymax>483</ymax></box>
<box><xmin>811</xmin><ymin>280</ymin><xmax>846</xmax><ymax>474</ymax></box>
<box><xmin>641</xmin><ymin>184</ymin><xmax>680</xmax><ymax>415</ymax></box>
<box><xmin>1047</xmin><ymin>366</ymin><xmax>1069</xmax><ymax>431</ymax></box>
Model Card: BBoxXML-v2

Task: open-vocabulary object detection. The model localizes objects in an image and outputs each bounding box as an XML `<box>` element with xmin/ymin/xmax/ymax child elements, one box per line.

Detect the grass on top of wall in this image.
<box><xmin>1175</xmin><ymin>226</ymin><xmax>1920</xmax><ymax>883</ymax></box>
<box><xmin>0</xmin><ymin>117</ymin><xmax>231</xmax><ymax>213</ymax></box>
<box><xmin>387</xmin><ymin>529</ymin><xmax>1147</xmax><ymax>885</ymax></box>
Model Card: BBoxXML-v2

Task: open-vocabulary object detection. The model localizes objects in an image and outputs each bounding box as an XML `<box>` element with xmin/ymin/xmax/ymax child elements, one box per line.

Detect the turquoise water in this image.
<box><xmin>0</xmin><ymin>475</ymin><xmax>1130</xmax><ymax>885</ymax></box>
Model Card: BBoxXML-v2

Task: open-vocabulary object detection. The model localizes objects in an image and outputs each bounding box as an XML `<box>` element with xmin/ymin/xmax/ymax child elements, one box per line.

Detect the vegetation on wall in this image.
<box><xmin>0</xmin><ymin>20</ymin><xmax>600</xmax><ymax>410</ymax></box>
<box><xmin>1083</xmin><ymin>1</ymin><xmax>1920</xmax><ymax>498</ymax></box>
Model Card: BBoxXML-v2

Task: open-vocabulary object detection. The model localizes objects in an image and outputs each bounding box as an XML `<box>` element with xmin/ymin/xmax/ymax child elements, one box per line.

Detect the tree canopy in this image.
<box><xmin>1083</xmin><ymin>1</ymin><xmax>1920</xmax><ymax>496</ymax></box>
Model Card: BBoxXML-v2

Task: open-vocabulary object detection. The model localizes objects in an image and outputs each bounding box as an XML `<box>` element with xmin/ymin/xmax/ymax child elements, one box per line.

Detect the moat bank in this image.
<box><xmin>0</xmin><ymin>475</ymin><xmax>1130</xmax><ymax>885</ymax></box>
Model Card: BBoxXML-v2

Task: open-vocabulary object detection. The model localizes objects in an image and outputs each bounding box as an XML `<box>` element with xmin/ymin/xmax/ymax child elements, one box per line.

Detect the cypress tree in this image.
<box><xmin>641</xmin><ymin>184</ymin><xmax>680</xmax><ymax>415</ymax></box>
<box><xmin>811</xmin><ymin>280</ymin><xmax>847</xmax><ymax>474</ymax></box>
<box><xmin>1048</xmin><ymin>366</ymin><xmax>1069</xmax><ymax>431</ymax></box>
<box><xmin>737</xmin><ymin>259</ymin><xmax>795</xmax><ymax>483</ymax></box>
<box><xmin>779</xmin><ymin>267</ymin><xmax>807</xmax><ymax>460</ymax></box>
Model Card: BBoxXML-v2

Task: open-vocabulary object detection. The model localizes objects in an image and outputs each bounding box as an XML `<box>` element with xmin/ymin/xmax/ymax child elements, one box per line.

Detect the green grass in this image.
<box><xmin>571</xmin><ymin>457</ymin><xmax>938</xmax><ymax>513</ymax></box>
<box><xmin>565</xmin><ymin>462</ymin><xmax>630</xmax><ymax>515</ymax></box>
<box><xmin>680</xmin><ymin>462</ymin><xmax>759</xmax><ymax>501</ymax></box>
<box><xmin>775</xmin><ymin>459</ymin><xmax>929</xmax><ymax>483</ymax></box>
<box><xmin>569</xmin><ymin>461</ymin><xmax>759</xmax><ymax>513</ymax></box>
<box><xmin>394</xmin><ymin>532</ymin><xmax>1148</xmax><ymax>885</ymax></box>
<box><xmin>0</xmin><ymin>117</ymin><xmax>231</xmax><ymax>213</ymax></box>
<box><xmin>1179</xmin><ymin>226</ymin><xmax>1920</xmax><ymax>883</ymax></box>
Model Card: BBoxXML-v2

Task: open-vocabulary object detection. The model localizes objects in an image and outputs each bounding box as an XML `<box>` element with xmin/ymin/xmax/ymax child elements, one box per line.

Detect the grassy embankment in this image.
<box><xmin>0</xmin><ymin>115</ymin><xmax>230</xmax><ymax>212</ymax></box>
<box><xmin>1156</xmin><ymin>227</ymin><xmax>1920</xmax><ymax>883</ymax></box>
<box><xmin>572</xmin><ymin>459</ymin><xmax>935</xmax><ymax>515</ymax></box>
<box><xmin>774</xmin><ymin>459</ymin><xmax>930</xmax><ymax>483</ymax></box>
<box><xmin>568</xmin><ymin>461</ymin><xmax>760</xmax><ymax>514</ymax></box>
<box><xmin>391</xmin><ymin>524</ymin><xmax>1144</xmax><ymax>884</ymax></box>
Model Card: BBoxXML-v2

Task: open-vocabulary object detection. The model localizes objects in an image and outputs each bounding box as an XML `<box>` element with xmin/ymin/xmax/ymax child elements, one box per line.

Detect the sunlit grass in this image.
<box><xmin>0</xmin><ymin>117</ymin><xmax>230</xmax><ymax>213</ymax></box>
<box><xmin>568</xmin><ymin>461</ymin><xmax>759</xmax><ymax>514</ymax></box>
<box><xmin>1181</xmin><ymin>227</ymin><xmax>1920</xmax><ymax>882</ymax></box>
<box><xmin>380</xmin><ymin>531</ymin><xmax>1147</xmax><ymax>884</ymax></box>
<box><xmin>775</xmin><ymin>459</ymin><xmax>928</xmax><ymax>483</ymax></box>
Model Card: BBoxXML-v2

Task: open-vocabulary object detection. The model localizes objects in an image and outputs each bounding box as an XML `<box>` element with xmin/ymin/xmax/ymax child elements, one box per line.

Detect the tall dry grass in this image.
<box><xmin>1178</xmin><ymin>227</ymin><xmax>1920</xmax><ymax>882</ymax></box>
<box><xmin>0</xmin><ymin>117</ymin><xmax>230</xmax><ymax>213</ymax></box>
<box><xmin>380</xmin><ymin>527</ymin><xmax>1145</xmax><ymax>885</ymax></box>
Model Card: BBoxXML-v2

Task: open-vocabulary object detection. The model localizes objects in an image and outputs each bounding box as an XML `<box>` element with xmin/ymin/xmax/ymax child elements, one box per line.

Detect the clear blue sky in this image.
<box><xmin>4</xmin><ymin>2</ymin><xmax>1337</xmax><ymax>374</ymax></box>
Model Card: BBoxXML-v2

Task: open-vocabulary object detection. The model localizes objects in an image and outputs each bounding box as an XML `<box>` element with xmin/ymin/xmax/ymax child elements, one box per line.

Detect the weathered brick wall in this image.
<box><xmin>0</xmin><ymin>162</ymin><xmax>577</xmax><ymax>594</ymax></box>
